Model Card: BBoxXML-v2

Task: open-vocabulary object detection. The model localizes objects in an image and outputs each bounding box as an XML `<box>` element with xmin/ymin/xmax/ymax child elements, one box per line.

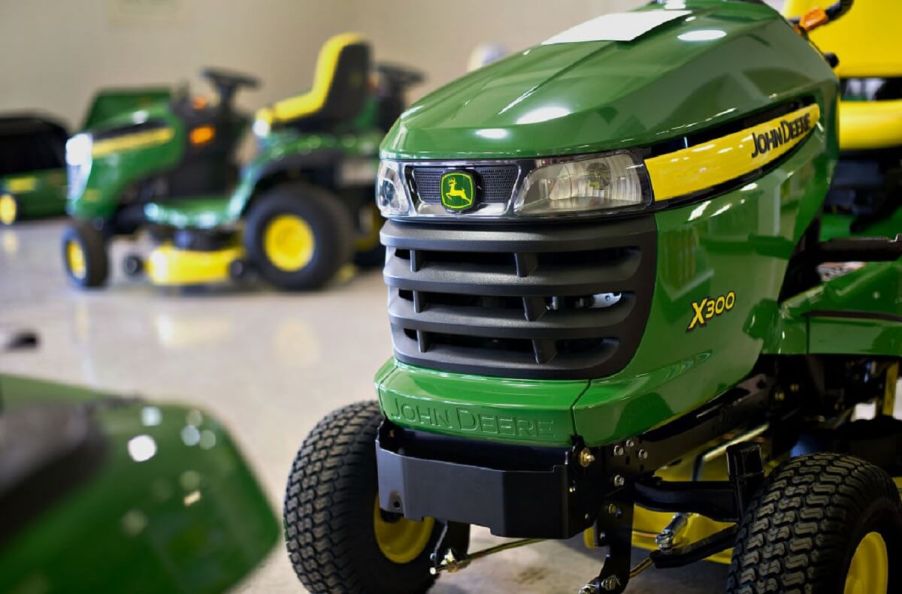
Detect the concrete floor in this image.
<box><xmin>1</xmin><ymin>220</ymin><xmax>727</xmax><ymax>594</ymax></box>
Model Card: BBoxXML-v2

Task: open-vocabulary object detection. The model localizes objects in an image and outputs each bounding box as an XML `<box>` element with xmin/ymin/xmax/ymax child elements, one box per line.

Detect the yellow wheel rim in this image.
<box><xmin>263</xmin><ymin>214</ymin><xmax>315</xmax><ymax>271</ymax></box>
<box><xmin>354</xmin><ymin>204</ymin><xmax>382</xmax><ymax>252</ymax></box>
<box><xmin>373</xmin><ymin>497</ymin><xmax>435</xmax><ymax>564</ymax></box>
<box><xmin>844</xmin><ymin>531</ymin><xmax>889</xmax><ymax>594</ymax></box>
<box><xmin>0</xmin><ymin>194</ymin><xmax>16</xmax><ymax>225</ymax></box>
<box><xmin>66</xmin><ymin>240</ymin><xmax>87</xmax><ymax>280</ymax></box>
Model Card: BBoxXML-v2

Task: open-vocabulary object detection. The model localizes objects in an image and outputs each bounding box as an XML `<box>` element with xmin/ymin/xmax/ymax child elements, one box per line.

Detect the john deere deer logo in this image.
<box><xmin>440</xmin><ymin>171</ymin><xmax>476</xmax><ymax>212</ymax></box>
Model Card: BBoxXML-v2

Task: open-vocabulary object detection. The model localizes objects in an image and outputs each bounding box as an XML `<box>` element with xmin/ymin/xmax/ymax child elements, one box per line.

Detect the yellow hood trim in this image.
<box><xmin>646</xmin><ymin>104</ymin><xmax>820</xmax><ymax>202</ymax></box>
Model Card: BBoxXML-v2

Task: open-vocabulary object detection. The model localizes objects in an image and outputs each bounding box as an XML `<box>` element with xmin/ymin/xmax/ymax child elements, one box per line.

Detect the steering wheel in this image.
<box><xmin>201</xmin><ymin>67</ymin><xmax>261</xmax><ymax>108</ymax></box>
<box><xmin>376</xmin><ymin>64</ymin><xmax>425</xmax><ymax>90</ymax></box>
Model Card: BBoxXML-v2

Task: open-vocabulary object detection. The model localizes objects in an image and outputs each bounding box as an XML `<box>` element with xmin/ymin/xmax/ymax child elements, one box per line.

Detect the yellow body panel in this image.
<box><xmin>646</xmin><ymin>104</ymin><xmax>820</xmax><ymax>202</ymax></box>
<box><xmin>256</xmin><ymin>33</ymin><xmax>363</xmax><ymax>125</ymax></box>
<box><xmin>784</xmin><ymin>2</ymin><xmax>902</xmax><ymax>150</ymax></box>
<box><xmin>783</xmin><ymin>0</ymin><xmax>902</xmax><ymax>78</ymax></box>
<box><xmin>839</xmin><ymin>99</ymin><xmax>902</xmax><ymax>150</ymax></box>
<box><xmin>92</xmin><ymin>128</ymin><xmax>175</xmax><ymax>157</ymax></box>
<box><xmin>146</xmin><ymin>244</ymin><xmax>243</xmax><ymax>286</ymax></box>
<box><xmin>6</xmin><ymin>176</ymin><xmax>37</xmax><ymax>193</ymax></box>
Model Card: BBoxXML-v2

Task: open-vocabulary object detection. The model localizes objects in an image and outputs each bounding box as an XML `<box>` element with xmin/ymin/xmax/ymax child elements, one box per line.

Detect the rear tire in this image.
<box><xmin>284</xmin><ymin>401</ymin><xmax>440</xmax><ymax>594</ymax></box>
<box><xmin>353</xmin><ymin>202</ymin><xmax>386</xmax><ymax>268</ymax></box>
<box><xmin>61</xmin><ymin>221</ymin><xmax>109</xmax><ymax>288</ymax></box>
<box><xmin>726</xmin><ymin>452</ymin><xmax>902</xmax><ymax>594</ymax></box>
<box><xmin>244</xmin><ymin>184</ymin><xmax>353</xmax><ymax>291</ymax></box>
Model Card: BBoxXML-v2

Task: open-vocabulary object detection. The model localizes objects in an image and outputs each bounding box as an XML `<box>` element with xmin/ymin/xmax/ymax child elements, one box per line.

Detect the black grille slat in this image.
<box><xmin>381</xmin><ymin>219</ymin><xmax>652</xmax><ymax>253</ymax></box>
<box><xmin>382</xmin><ymin>217</ymin><xmax>657</xmax><ymax>380</ymax></box>
<box><xmin>391</xmin><ymin>326</ymin><xmax>619</xmax><ymax>374</ymax></box>
<box><xmin>384</xmin><ymin>251</ymin><xmax>641</xmax><ymax>297</ymax></box>
<box><xmin>409</xmin><ymin>165</ymin><xmax>519</xmax><ymax>204</ymax></box>
<box><xmin>389</xmin><ymin>294</ymin><xmax>635</xmax><ymax>339</ymax></box>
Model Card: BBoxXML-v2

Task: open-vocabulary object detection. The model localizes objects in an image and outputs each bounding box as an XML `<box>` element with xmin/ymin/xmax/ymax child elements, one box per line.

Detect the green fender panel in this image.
<box><xmin>0</xmin><ymin>374</ymin><xmax>279</xmax><ymax>594</ymax></box>
<box><xmin>762</xmin><ymin>260</ymin><xmax>902</xmax><ymax>356</ymax></box>
<box><xmin>226</xmin><ymin>128</ymin><xmax>383</xmax><ymax>222</ymax></box>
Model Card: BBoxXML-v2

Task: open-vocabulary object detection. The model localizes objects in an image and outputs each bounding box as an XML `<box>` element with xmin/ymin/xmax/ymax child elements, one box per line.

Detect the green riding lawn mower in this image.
<box><xmin>284</xmin><ymin>1</ymin><xmax>901</xmax><ymax>594</ymax></box>
<box><xmin>0</xmin><ymin>114</ymin><xmax>68</xmax><ymax>226</ymax></box>
<box><xmin>0</xmin><ymin>90</ymin><xmax>171</xmax><ymax>227</ymax></box>
<box><xmin>62</xmin><ymin>33</ymin><xmax>423</xmax><ymax>291</ymax></box>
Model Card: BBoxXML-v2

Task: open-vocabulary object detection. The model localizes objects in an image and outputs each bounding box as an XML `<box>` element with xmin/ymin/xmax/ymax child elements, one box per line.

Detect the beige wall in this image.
<box><xmin>0</xmin><ymin>0</ymin><xmax>355</xmax><ymax>128</ymax></box>
<box><xmin>1</xmin><ymin>1</ymin><xmax>786</xmax><ymax>129</ymax></box>
<box><xmin>348</xmin><ymin>0</ymin><xmax>644</xmax><ymax>102</ymax></box>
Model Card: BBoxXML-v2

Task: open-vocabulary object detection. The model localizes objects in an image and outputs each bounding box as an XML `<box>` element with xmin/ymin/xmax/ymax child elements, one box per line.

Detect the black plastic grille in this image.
<box><xmin>382</xmin><ymin>218</ymin><xmax>657</xmax><ymax>379</ymax></box>
<box><xmin>407</xmin><ymin>165</ymin><xmax>519</xmax><ymax>204</ymax></box>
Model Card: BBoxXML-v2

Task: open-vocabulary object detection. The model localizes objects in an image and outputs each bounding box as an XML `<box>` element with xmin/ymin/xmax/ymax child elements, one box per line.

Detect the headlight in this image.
<box><xmin>375</xmin><ymin>160</ymin><xmax>410</xmax><ymax>216</ymax></box>
<box><xmin>65</xmin><ymin>134</ymin><xmax>93</xmax><ymax>166</ymax></box>
<box><xmin>65</xmin><ymin>134</ymin><xmax>93</xmax><ymax>200</ymax></box>
<box><xmin>513</xmin><ymin>152</ymin><xmax>647</xmax><ymax>216</ymax></box>
<box><xmin>252</xmin><ymin>118</ymin><xmax>270</xmax><ymax>138</ymax></box>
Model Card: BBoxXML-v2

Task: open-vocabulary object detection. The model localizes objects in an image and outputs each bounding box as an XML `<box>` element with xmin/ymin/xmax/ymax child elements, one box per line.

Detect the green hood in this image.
<box><xmin>381</xmin><ymin>0</ymin><xmax>834</xmax><ymax>160</ymax></box>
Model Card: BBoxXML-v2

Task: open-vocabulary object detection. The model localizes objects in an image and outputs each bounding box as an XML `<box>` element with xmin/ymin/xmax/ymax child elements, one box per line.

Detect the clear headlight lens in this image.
<box><xmin>65</xmin><ymin>134</ymin><xmax>93</xmax><ymax>200</ymax></box>
<box><xmin>252</xmin><ymin>118</ymin><xmax>270</xmax><ymax>138</ymax></box>
<box><xmin>375</xmin><ymin>160</ymin><xmax>410</xmax><ymax>216</ymax></box>
<box><xmin>66</xmin><ymin>134</ymin><xmax>92</xmax><ymax>166</ymax></box>
<box><xmin>513</xmin><ymin>152</ymin><xmax>647</xmax><ymax>216</ymax></box>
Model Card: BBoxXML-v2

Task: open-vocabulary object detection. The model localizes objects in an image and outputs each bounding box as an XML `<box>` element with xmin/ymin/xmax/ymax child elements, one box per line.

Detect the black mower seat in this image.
<box><xmin>0</xmin><ymin>114</ymin><xmax>68</xmax><ymax>177</ymax></box>
<box><xmin>255</xmin><ymin>33</ymin><xmax>371</xmax><ymax>134</ymax></box>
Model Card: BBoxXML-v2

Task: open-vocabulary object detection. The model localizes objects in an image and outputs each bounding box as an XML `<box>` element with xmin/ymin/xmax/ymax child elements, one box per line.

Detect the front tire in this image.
<box><xmin>244</xmin><ymin>184</ymin><xmax>353</xmax><ymax>291</ymax></box>
<box><xmin>284</xmin><ymin>401</ymin><xmax>441</xmax><ymax>594</ymax></box>
<box><xmin>727</xmin><ymin>452</ymin><xmax>902</xmax><ymax>594</ymax></box>
<box><xmin>61</xmin><ymin>221</ymin><xmax>109</xmax><ymax>288</ymax></box>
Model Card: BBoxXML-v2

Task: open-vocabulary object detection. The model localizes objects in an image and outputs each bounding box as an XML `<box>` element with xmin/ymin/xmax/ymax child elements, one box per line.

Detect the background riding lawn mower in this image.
<box><xmin>284</xmin><ymin>1</ymin><xmax>902</xmax><ymax>594</ymax></box>
<box><xmin>0</xmin><ymin>114</ymin><xmax>68</xmax><ymax>226</ymax></box>
<box><xmin>62</xmin><ymin>33</ymin><xmax>422</xmax><ymax>291</ymax></box>
<box><xmin>784</xmin><ymin>0</ymin><xmax>902</xmax><ymax>243</ymax></box>
<box><xmin>0</xmin><ymin>90</ymin><xmax>171</xmax><ymax>227</ymax></box>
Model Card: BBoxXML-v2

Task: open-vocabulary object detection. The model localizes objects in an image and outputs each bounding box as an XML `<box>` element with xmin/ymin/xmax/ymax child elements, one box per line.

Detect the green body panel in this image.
<box><xmin>372</xmin><ymin>0</ymin><xmax>861</xmax><ymax>447</ymax></box>
<box><xmin>69</xmin><ymin>76</ymin><xmax>384</xmax><ymax>230</ymax></box>
<box><xmin>0</xmin><ymin>374</ymin><xmax>279</xmax><ymax>594</ymax></box>
<box><xmin>819</xmin><ymin>209</ymin><xmax>902</xmax><ymax>241</ymax></box>
<box><xmin>108</xmin><ymin>127</ymin><xmax>382</xmax><ymax>230</ymax></box>
<box><xmin>1</xmin><ymin>168</ymin><xmax>67</xmax><ymax>219</ymax></box>
<box><xmin>144</xmin><ymin>196</ymin><xmax>232</xmax><ymax>228</ymax></box>
<box><xmin>762</xmin><ymin>260</ymin><xmax>901</xmax><ymax>357</ymax></box>
<box><xmin>68</xmin><ymin>106</ymin><xmax>184</xmax><ymax>221</ymax></box>
<box><xmin>219</xmin><ymin>127</ymin><xmax>383</xmax><ymax>226</ymax></box>
<box><xmin>381</xmin><ymin>1</ymin><xmax>831</xmax><ymax>160</ymax></box>
<box><xmin>82</xmin><ymin>87</ymin><xmax>172</xmax><ymax>130</ymax></box>
<box><xmin>376</xmin><ymin>360</ymin><xmax>587</xmax><ymax>445</ymax></box>
<box><xmin>377</xmin><ymin>121</ymin><xmax>838</xmax><ymax>446</ymax></box>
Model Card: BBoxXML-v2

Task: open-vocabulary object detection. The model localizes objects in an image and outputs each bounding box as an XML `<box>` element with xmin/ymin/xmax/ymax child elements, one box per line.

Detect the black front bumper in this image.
<box><xmin>376</xmin><ymin>421</ymin><xmax>603</xmax><ymax>539</ymax></box>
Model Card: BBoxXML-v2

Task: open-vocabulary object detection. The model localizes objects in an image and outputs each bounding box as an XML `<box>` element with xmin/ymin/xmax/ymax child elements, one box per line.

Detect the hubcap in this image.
<box><xmin>0</xmin><ymin>194</ymin><xmax>16</xmax><ymax>225</ymax></box>
<box><xmin>373</xmin><ymin>496</ymin><xmax>435</xmax><ymax>564</ymax></box>
<box><xmin>844</xmin><ymin>531</ymin><xmax>889</xmax><ymax>594</ymax></box>
<box><xmin>66</xmin><ymin>240</ymin><xmax>87</xmax><ymax>280</ymax></box>
<box><xmin>263</xmin><ymin>214</ymin><xmax>314</xmax><ymax>271</ymax></box>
